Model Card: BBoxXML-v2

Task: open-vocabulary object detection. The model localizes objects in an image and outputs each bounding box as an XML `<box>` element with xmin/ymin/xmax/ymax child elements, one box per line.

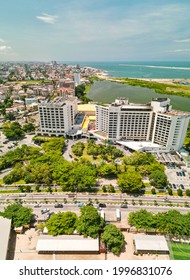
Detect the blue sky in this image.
<box><xmin>0</xmin><ymin>0</ymin><xmax>190</xmax><ymax>61</ymax></box>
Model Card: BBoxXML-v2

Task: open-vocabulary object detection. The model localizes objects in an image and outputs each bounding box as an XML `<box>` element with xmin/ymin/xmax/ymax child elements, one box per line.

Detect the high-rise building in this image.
<box><xmin>74</xmin><ymin>73</ymin><xmax>81</xmax><ymax>87</ymax></box>
<box><xmin>37</xmin><ymin>96</ymin><xmax>78</xmax><ymax>136</ymax></box>
<box><xmin>95</xmin><ymin>98</ymin><xmax>190</xmax><ymax>152</ymax></box>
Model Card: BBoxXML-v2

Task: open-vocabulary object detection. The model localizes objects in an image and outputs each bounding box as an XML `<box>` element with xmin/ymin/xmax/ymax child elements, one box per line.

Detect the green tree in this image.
<box><xmin>76</xmin><ymin>206</ymin><xmax>105</xmax><ymax>238</ymax></box>
<box><xmin>26</xmin><ymin>162</ymin><xmax>52</xmax><ymax>184</ymax></box>
<box><xmin>177</xmin><ymin>188</ymin><xmax>183</xmax><ymax>196</ymax></box>
<box><xmin>97</xmin><ymin>162</ymin><xmax>117</xmax><ymax>177</ymax></box>
<box><xmin>155</xmin><ymin>210</ymin><xmax>185</xmax><ymax>237</ymax></box>
<box><xmin>68</xmin><ymin>163</ymin><xmax>97</xmax><ymax>192</ymax></box>
<box><xmin>75</xmin><ymin>84</ymin><xmax>91</xmax><ymax>103</ymax></box>
<box><xmin>72</xmin><ymin>142</ymin><xmax>85</xmax><ymax>157</ymax></box>
<box><xmin>168</xmin><ymin>188</ymin><xmax>173</xmax><ymax>196</ymax></box>
<box><xmin>23</xmin><ymin>122</ymin><xmax>35</xmax><ymax>133</ymax></box>
<box><xmin>0</xmin><ymin>203</ymin><xmax>33</xmax><ymax>227</ymax></box>
<box><xmin>2</xmin><ymin>122</ymin><xmax>24</xmax><ymax>140</ymax></box>
<box><xmin>101</xmin><ymin>224</ymin><xmax>125</xmax><ymax>255</ymax></box>
<box><xmin>128</xmin><ymin>209</ymin><xmax>156</xmax><ymax>230</ymax></box>
<box><xmin>185</xmin><ymin>189</ymin><xmax>190</xmax><ymax>196</ymax></box>
<box><xmin>117</xmin><ymin>170</ymin><xmax>144</xmax><ymax>193</ymax></box>
<box><xmin>42</xmin><ymin>137</ymin><xmax>65</xmax><ymax>153</ymax></box>
<box><xmin>149</xmin><ymin>170</ymin><xmax>168</xmax><ymax>189</ymax></box>
<box><xmin>4</xmin><ymin>112</ymin><xmax>15</xmax><ymax>121</ymax></box>
<box><xmin>151</xmin><ymin>188</ymin><xmax>156</xmax><ymax>195</ymax></box>
<box><xmin>45</xmin><ymin>212</ymin><xmax>78</xmax><ymax>236</ymax></box>
<box><xmin>52</xmin><ymin>159</ymin><xmax>72</xmax><ymax>187</ymax></box>
<box><xmin>124</xmin><ymin>152</ymin><xmax>155</xmax><ymax>166</ymax></box>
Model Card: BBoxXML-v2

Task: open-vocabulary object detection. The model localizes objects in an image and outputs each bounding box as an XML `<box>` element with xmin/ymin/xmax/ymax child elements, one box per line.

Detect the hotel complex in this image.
<box><xmin>38</xmin><ymin>97</ymin><xmax>190</xmax><ymax>153</ymax></box>
<box><xmin>96</xmin><ymin>98</ymin><xmax>190</xmax><ymax>152</ymax></box>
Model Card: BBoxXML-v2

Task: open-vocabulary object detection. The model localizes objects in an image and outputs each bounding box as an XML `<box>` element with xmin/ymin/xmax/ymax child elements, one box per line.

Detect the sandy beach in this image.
<box><xmin>95</xmin><ymin>73</ymin><xmax>190</xmax><ymax>85</ymax></box>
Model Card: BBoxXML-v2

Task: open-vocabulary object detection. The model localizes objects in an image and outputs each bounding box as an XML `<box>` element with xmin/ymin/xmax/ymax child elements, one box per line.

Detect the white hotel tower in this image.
<box><xmin>95</xmin><ymin>98</ymin><xmax>190</xmax><ymax>152</ymax></box>
<box><xmin>38</xmin><ymin>96</ymin><xmax>78</xmax><ymax>136</ymax></box>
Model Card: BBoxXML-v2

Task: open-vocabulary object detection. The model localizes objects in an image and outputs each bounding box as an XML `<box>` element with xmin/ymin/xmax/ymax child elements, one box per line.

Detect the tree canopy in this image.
<box><xmin>45</xmin><ymin>212</ymin><xmax>78</xmax><ymax>236</ymax></box>
<box><xmin>2</xmin><ymin>122</ymin><xmax>24</xmax><ymax>140</ymax></box>
<box><xmin>101</xmin><ymin>224</ymin><xmax>125</xmax><ymax>255</ymax></box>
<box><xmin>117</xmin><ymin>170</ymin><xmax>144</xmax><ymax>193</ymax></box>
<box><xmin>128</xmin><ymin>209</ymin><xmax>190</xmax><ymax>237</ymax></box>
<box><xmin>149</xmin><ymin>170</ymin><xmax>168</xmax><ymax>189</ymax></box>
<box><xmin>0</xmin><ymin>203</ymin><xmax>33</xmax><ymax>227</ymax></box>
<box><xmin>76</xmin><ymin>206</ymin><xmax>105</xmax><ymax>238</ymax></box>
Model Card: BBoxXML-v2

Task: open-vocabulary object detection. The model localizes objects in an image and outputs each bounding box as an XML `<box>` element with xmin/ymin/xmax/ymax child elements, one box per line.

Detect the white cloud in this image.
<box><xmin>36</xmin><ymin>13</ymin><xmax>58</xmax><ymax>24</ymax></box>
<box><xmin>174</xmin><ymin>39</ymin><xmax>190</xmax><ymax>43</ymax></box>
<box><xmin>0</xmin><ymin>45</ymin><xmax>12</xmax><ymax>52</ymax></box>
<box><xmin>165</xmin><ymin>49</ymin><xmax>190</xmax><ymax>53</ymax></box>
<box><xmin>0</xmin><ymin>38</ymin><xmax>5</xmax><ymax>43</ymax></box>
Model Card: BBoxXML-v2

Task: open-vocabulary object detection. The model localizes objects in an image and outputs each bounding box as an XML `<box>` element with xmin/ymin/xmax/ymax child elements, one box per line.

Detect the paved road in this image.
<box><xmin>1</xmin><ymin>192</ymin><xmax>190</xmax><ymax>207</ymax></box>
<box><xmin>0</xmin><ymin>203</ymin><xmax>189</xmax><ymax>219</ymax></box>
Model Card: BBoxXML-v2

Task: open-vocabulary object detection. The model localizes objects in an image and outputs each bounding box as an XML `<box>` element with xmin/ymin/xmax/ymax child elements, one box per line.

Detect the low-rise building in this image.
<box><xmin>133</xmin><ymin>234</ymin><xmax>169</xmax><ymax>254</ymax></box>
<box><xmin>36</xmin><ymin>234</ymin><xmax>100</xmax><ymax>254</ymax></box>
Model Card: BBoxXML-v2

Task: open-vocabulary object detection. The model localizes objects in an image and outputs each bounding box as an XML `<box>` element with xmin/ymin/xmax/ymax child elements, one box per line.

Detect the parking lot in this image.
<box><xmin>165</xmin><ymin>163</ymin><xmax>190</xmax><ymax>190</ymax></box>
<box><xmin>0</xmin><ymin>132</ymin><xmax>37</xmax><ymax>155</ymax></box>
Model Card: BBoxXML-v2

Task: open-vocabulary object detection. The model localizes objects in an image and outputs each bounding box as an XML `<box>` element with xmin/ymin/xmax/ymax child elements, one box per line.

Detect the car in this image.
<box><xmin>86</xmin><ymin>202</ymin><xmax>93</xmax><ymax>206</ymax></box>
<box><xmin>67</xmin><ymin>194</ymin><xmax>75</xmax><ymax>198</ymax></box>
<box><xmin>99</xmin><ymin>203</ymin><xmax>106</xmax><ymax>208</ymax></box>
<box><xmin>180</xmin><ymin>184</ymin><xmax>185</xmax><ymax>189</ymax></box>
<box><xmin>120</xmin><ymin>204</ymin><xmax>128</xmax><ymax>208</ymax></box>
<box><xmin>54</xmin><ymin>203</ymin><xmax>63</xmax><ymax>208</ymax></box>
<box><xmin>41</xmin><ymin>208</ymin><xmax>50</xmax><ymax>214</ymax></box>
<box><xmin>76</xmin><ymin>201</ymin><xmax>84</xmax><ymax>207</ymax></box>
<box><xmin>34</xmin><ymin>204</ymin><xmax>41</xmax><ymax>208</ymax></box>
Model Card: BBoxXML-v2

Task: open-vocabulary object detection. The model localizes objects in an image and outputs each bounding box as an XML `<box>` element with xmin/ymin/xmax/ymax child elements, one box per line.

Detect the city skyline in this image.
<box><xmin>0</xmin><ymin>0</ymin><xmax>190</xmax><ymax>62</ymax></box>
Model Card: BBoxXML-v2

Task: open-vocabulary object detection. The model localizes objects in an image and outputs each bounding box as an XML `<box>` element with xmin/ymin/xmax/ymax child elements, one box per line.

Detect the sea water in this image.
<box><xmin>77</xmin><ymin>61</ymin><xmax>190</xmax><ymax>79</ymax></box>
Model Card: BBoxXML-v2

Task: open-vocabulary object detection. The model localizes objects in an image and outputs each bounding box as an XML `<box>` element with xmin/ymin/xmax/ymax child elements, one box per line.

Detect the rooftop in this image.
<box><xmin>39</xmin><ymin>96</ymin><xmax>77</xmax><ymax>107</ymax></box>
<box><xmin>116</xmin><ymin>141</ymin><xmax>160</xmax><ymax>151</ymax></box>
<box><xmin>0</xmin><ymin>216</ymin><xmax>12</xmax><ymax>260</ymax></box>
<box><xmin>134</xmin><ymin>234</ymin><xmax>169</xmax><ymax>252</ymax></box>
<box><xmin>36</xmin><ymin>234</ymin><xmax>99</xmax><ymax>252</ymax></box>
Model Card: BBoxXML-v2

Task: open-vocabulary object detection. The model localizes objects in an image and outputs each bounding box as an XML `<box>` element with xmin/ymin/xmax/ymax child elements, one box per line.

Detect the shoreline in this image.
<box><xmin>95</xmin><ymin>72</ymin><xmax>190</xmax><ymax>85</ymax></box>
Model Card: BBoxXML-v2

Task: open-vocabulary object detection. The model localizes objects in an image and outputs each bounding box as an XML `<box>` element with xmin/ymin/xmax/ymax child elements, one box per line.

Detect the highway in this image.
<box><xmin>0</xmin><ymin>192</ymin><xmax>190</xmax><ymax>215</ymax></box>
<box><xmin>0</xmin><ymin>191</ymin><xmax>190</xmax><ymax>204</ymax></box>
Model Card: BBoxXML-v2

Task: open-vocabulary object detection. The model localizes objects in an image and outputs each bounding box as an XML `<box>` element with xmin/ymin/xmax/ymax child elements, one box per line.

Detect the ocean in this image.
<box><xmin>77</xmin><ymin>61</ymin><xmax>190</xmax><ymax>79</ymax></box>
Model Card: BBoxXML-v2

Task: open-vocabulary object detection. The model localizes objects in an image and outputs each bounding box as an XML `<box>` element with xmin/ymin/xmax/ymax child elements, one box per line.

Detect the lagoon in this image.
<box><xmin>87</xmin><ymin>81</ymin><xmax>190</xmax><ymax>112</ymax></box>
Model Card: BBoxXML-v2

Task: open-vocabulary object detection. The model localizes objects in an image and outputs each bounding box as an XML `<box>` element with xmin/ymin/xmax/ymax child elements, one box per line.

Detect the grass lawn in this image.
<box><xmin>169</xmin><ymin>242</ymin><xmax>190</xmax><ymax>260</ymax></box>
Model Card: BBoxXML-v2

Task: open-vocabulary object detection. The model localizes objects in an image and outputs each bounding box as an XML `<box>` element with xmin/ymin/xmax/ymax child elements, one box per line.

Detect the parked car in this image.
<box><xmin>41</xmin><ymin>208</ymin><xmax>50</xmax><ymax>214</ymax></box>
<box><xmin>76</xmin><ymin>201</ymin><xmax>84</xmax><ymax>207</ymax></box>
<box><xmin>99</xmin><ymin>203</ymin><xmax>106</xmax><ymax>208</ymax></box>
<box><xmin>120</xmin><ymin>204</ymin><xmax>128</xmax><ymax>208</ymax></box>
<box><xmin>34</xmin><ymin>203</ymin><xmax>41</xmax><ymax>208</ymax></box>
<box><xmin>54</xmin><ymin>203</ymin><xmax>63</xmax><ymax>208</ymax></box>
<box><xmin>86</xmin><ymin>202</ymin><xmax>93</xmax><ymax>206</ymax></box>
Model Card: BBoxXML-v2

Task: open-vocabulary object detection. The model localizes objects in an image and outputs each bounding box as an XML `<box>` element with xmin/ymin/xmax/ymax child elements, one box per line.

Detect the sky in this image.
<box><xmin>0</xmin><ymin>0</ymin><xmax>190</xmax><ymax>62</ymax></box>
